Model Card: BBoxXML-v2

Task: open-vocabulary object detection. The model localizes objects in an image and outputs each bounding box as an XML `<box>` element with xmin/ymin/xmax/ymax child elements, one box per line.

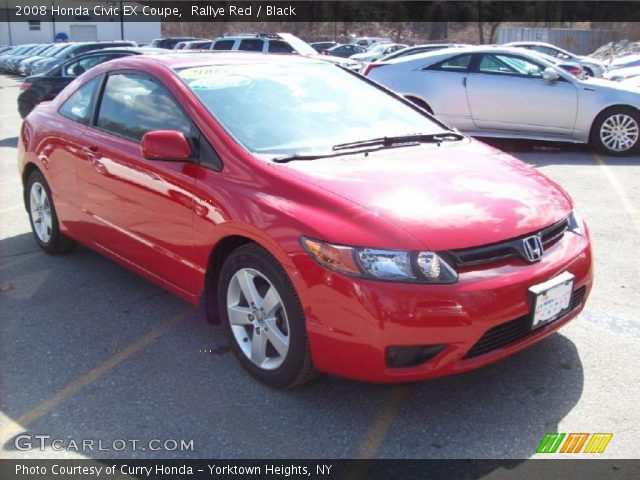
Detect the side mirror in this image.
<box><xmin>141</xmin><ymin>130</ymin><xmax>192</xmax><ymax>161</ymax></box>
<box><xmin>542</xmin><ymin>67</ymin><xmax>560</xmax><ymax>82</ymax></box>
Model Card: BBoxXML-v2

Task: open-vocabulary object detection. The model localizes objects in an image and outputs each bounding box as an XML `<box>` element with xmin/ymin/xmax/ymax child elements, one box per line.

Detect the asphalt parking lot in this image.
<box><xmin>0</xmin><ymin>72</ymin><xmax>639</xmax><ymax>462</ymax></box>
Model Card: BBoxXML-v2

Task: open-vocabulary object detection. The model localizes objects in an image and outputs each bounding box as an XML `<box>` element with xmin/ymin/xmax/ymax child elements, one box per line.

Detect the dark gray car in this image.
<box><xmin>30</xmin><ymin>41</ymin><xmax>137</xmax><ymax>75</ymax></box>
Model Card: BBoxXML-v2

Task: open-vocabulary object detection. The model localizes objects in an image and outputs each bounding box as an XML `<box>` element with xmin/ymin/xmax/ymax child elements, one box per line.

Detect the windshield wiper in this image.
<box><xmin>272</xmin><ymin>132</ymin><xmax>465</xmax><ymax>164</ymax></box>
<box><xmin>332</xmin><ymin>132</ymin><xmax>464</xmax><ymax>151</ymax></box>
<box><xmin>271</xmin><ymin>141</ymin><xmax>423</xmax><ymax>164</ymax></box>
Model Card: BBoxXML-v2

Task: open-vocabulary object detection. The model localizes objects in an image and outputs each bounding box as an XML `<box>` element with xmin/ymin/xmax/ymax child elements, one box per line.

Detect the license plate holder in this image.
<box><xmin>529</xmin><ymin>271</ymin><xmax>575</xmax><ymax>330</ymax></box>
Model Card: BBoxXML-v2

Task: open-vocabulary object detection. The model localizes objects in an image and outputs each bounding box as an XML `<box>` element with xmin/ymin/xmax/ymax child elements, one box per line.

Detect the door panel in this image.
<box><xmin>466</xmin><ymin>74</ymin><xmax>578</xmax><ymax>133</ymax></box>
<box><xmin>77</xmin><ymin>128</ymin><xmax>198</xmax><ymax>294</ymax></box>
<box><xmin>465</xmin><ymin>54</ymin><xmax>578</xmax><ymax>134</ymax></box>
<box><xmin>74</xmin><ymin>72</ymin><xmax>199</xmax><ymax>294</ymax></box>
<box><xmin>420</xmin><ymin>71</ymin><xmax>474</xmax><ymax>129</ymax></box>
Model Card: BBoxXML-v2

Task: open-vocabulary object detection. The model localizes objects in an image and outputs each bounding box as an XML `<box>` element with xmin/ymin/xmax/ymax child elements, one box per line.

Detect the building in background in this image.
<box><xmin>0</xmin><ymin>1</ymin><xmax>160</xmax><ymax>45</ymax></box>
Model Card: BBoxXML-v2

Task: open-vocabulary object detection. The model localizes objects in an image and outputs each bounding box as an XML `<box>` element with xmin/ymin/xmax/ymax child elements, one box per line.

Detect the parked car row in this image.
<box><xmin>17</xmin><ymin>47</ymin><xmax>166</xmax><ymax>118</ymax></box>
<box><xmin>0</xmin><ymin>40</ymin><xmax>137</xmax><ymax>76</ymax></box>
<box><xmin>12</xmin><ymin>33</ymin><xmax>363</xmax><ymax>118</ymax></box>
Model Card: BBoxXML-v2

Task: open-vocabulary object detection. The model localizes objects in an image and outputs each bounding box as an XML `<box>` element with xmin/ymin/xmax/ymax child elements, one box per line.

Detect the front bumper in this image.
<box><xmin>290</xmin><ymin>229</ymin><xmax>592</xmax><ymax>382</ymax></box>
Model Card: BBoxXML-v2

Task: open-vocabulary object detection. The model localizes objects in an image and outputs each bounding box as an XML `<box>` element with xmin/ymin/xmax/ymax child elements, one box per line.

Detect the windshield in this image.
<box><xmin>54</xmin><ymin>44</ymin><xmax>76</xmax><ymax>57</ymax></box>
<box><xmin>12</xmin><ymin>45</ymin><xmax>33</xmax><ymax>55</ymax></box>
<box><xmin>178</xmin><ymin>62</ymin><xmax>448</xmax><ymax>157</ymax></box>
<box><xmin>369</xmin><ymin>44</ymin><xmax>389</xmax><ymax>54</ymax></box>
<box><xmin>30</xmin><ymin>45</ymin><xmax>52</xmax><ymax>56</ymax></box>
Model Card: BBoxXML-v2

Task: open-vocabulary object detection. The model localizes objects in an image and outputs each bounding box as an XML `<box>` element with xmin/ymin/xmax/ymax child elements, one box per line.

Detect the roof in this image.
<box><xmin>384</xmin><ymin>45</ymin><xmax>562</xmax><ymax>65</ymax></box>
<box><xmin>131</xmin><ymin>51</ymin><xmax>325</xmax><ymax>69</ymax></box>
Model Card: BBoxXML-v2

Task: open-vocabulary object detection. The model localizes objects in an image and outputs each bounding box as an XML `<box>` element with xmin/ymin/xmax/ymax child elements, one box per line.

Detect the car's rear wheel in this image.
<box><xmin>218</xmin><ymin>243</ymin><xmax>317</xmax><ymax>388</ymax></box>
<box><xmin>26</xmin><ymin>170</ymin><xmax>75</xmax><ymax>253</ymax></box>
<box><xmin>591</xmin><ymin>107</ymin><xmax>640</xmax><ymax>156</ymax></box>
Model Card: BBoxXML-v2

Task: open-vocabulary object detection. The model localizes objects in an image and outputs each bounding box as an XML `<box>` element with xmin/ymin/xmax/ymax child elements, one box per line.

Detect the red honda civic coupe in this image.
<box><xmin>18</xmin><ymin>53</ymin><xmax>592</xmax><ymax>387</ymax></box>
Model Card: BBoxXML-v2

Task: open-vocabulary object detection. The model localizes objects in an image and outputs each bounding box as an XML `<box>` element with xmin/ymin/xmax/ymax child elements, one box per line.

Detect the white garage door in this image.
<box><xmin>70</xmin><ymin>25</ymin><xmax>98</xmax><ymax>42</ymax></box>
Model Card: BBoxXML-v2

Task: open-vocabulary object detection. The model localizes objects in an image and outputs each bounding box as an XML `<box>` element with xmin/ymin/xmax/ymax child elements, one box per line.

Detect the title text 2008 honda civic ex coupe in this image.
<box><xmin>18</xmin><ymin>53</ymin><xmax>592</xmax><ymax>387</ymax></box>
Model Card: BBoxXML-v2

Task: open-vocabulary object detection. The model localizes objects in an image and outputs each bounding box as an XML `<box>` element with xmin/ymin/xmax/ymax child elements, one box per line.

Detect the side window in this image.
<box><xmin>478</xmin><ymin>54</ymin><xmax>513</xmax><ymax>74</ymax></box>
<box><xmin>531</xmin><ymin>45</ymin><xmax>567</xmax><ymax>59</ymax></box>
<box><xmin>58</xmin><ymin>76</ymin><xmax>101</xmax><ymax>125</ymax></box>
<box><xmin>238</xmin><ymin>39</ymin><xmax>264</xmax><ymax>52</ymax></box>
<box><xmin>427</xmin><ymin>54</ymin><xmax>472</xmax><ymax>72</ymax></box>
<box><xmin>478</xmin><ymin>54</ymin><xmax>543</xmax><ymax>78</ymax></box>
<box><xmin>96</xmin><ymin>73</ymin><xmax>191</xmax><ymax>141</ymax></box>
<box><xmin>268</xmin><ymin>41</ymin><xmax>293</xmax><ymax>54</ymax></box>
<box><xmin>212</xmin><ymin>40</ymin><xmax>234</xmax><ymax>50</ymax></box>
<box><xmin>63</xmin><ymin>55</ymin><xmax>113</xmax><ymax>77</ymax></box>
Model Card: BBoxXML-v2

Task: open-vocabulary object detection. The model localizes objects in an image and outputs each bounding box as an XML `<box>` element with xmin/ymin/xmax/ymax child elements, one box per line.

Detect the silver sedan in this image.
<box><xmin>366</xmin><ymin>47</ymin><xmax>640</xmax><ymax>156</ymax></box>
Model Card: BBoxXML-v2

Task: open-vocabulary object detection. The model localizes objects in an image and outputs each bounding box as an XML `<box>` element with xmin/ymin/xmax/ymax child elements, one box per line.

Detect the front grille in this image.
<box><xmin>463</xmin><ymin>286</ymin><xmax>586</xmax><ymax>359</ymax></box>
<box><xmin>447</xmin><ymin>217</ymin><xmax>569</xmax><ymax>267</ymax></box>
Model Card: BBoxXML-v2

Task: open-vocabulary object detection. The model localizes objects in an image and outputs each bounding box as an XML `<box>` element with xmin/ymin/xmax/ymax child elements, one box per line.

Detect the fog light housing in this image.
<box><xmin>386</xmin><ymin>345</ymin><xmax>446</xmax><ymax>368</ymax></box>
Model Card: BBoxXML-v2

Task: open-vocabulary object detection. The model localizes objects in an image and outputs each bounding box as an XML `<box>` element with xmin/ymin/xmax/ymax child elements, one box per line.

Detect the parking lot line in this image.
<box><xmin>0</xmin><ymin>310</ymin><xmax>188</xmax><ymax>442</ymax></box>
<box><xmin>592</xmin><ymin>153</ymin><xmax>640</xmax><ymax>233</ymax></box>
<box><xmin>355</xmin><ymin>387</ymin><xmax>409</xmax><ymax>459</ymax></box>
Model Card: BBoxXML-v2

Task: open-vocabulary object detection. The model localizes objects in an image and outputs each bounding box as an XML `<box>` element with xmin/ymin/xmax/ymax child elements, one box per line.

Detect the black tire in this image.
<box><xmin>590</xmin><ymin>106</ymin><xmax>640</xmax><ymax>156</ymax></box>
<box><xmin>218</xmin><ymin>243</ymin><xmax>318</xmax><ymax>388</ymax></box>
<box><xmin>25</xmin><ymin>170</ymin><xmax>76</xmax><ymax>254</ymax></box>
<box><xmin>583</xmin><ymin>67</ymin><xmax>594</xmax><ymax>77</ymax></box>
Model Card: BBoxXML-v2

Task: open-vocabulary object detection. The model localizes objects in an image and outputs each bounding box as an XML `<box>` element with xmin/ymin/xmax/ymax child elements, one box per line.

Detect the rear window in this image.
<box><xmin>268</xmin><ymin>41</ymin><xmax>293</xmax><ymax>54</ymax></box>
<box><xmin>212</xmin><ymin>40</ymin><xmax>234</xmax><ymax>51</ymax></box>
<box><xmin>238</xmin><ymin>39</ymin><xmax>264</xmax><ymax>52</ymax></box>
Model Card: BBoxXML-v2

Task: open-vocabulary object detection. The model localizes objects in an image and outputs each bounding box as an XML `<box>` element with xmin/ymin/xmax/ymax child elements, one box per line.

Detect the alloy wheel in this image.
<box><xmin>599</xmin><ymin>113</ymin><xmax>639</xmax><ymax>153</ymax></box>
<box><xmin>29</xmin><ymin>181</ymin><xmax>52</xmax><ymax>243</ymax></box>
<box><xmin>226</xmin><ymin>268</ymin><xmax>290</xmax><ymax>370</ymax></box>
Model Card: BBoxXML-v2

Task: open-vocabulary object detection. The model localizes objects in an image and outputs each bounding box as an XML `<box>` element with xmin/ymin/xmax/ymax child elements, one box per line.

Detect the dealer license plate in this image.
<box><xmin>529</xmin><ymin>271</ymin><xmax>575</xmax><ymax>329</ymax></box>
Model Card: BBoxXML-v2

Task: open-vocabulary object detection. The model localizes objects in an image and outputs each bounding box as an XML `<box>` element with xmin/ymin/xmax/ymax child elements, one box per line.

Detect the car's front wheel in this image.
<box><xmin>591</xmin><ymin>107</ymin><xmax>640</xmax><ymax>156</ymax></box>
<box><xmin>218</xmin><ymin>243</ymin><xmax>317</xmax><ymax>388</ymax></box>
<box><xmin>26</xmin><ymin>170</ymin><xmax>75</xmax><ymax>253</ymax></box>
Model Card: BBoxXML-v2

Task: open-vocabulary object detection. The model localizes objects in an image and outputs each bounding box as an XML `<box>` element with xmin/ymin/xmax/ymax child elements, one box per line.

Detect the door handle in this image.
<box><xmin>193</xmin><ymin>200</ymin><xmax>209</xmax><ymax>218</ymax></box>
<box><xmin>82</xmin><ymin>145</ymin><xmax>101</xmax><ymax>159</ymax></box>
<box><xmin>92</xmin><ymin>159</ymin><xmax>108</xmax><ymax>176</ymax></box>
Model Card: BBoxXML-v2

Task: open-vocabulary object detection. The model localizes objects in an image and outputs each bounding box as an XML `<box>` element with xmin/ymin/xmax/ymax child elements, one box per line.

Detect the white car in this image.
<box><xmin>606</xmin><ymin>53</ymin><xmax>640</xmax><ymax>71</ymax></box>
<box><xmin>621</xmin><ymin>74</ymin><xmax>640</xmax><ymax>90</ymax></box>
<box><xmin>604</xmin><ymin>66</ymin><xmax>640</xmax><ymax>82</ymax></box>
<box><xmin>350</xmin><ymin>43</ymin><xmax>408</xmax><ymax>63</ymax></box>
<box><xmin>209</xmin><ymin>33</ymin><xmax>360</xmax><ymax>71</ymax></box>
<box><xmin>504</xmin><ymin>41</ymin><xmax>606</xmax><ymax>77</ymax></box>
<box><xmin>366</xmin><ymin>46</ymin><xmax>640</xmax><ymax>155</ymax></box>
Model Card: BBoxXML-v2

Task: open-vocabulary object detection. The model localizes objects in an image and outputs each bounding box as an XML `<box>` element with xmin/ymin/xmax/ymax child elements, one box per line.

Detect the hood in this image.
<box><xmin>581</xmin><ymin>76</ymin><xmax>640</xmax><ymax>96</ymax></box>
<box><xmin>274</xmin><ymin>140</ymin><xmax>573</xmax><ymax>250</ymax></box>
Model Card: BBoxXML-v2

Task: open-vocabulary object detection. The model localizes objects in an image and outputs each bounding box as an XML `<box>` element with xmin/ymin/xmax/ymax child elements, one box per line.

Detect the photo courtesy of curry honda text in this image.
<box><xmin>18</xmin><ymin>53</ymin><xmax>592</xmax><ymax>388</ymax></box>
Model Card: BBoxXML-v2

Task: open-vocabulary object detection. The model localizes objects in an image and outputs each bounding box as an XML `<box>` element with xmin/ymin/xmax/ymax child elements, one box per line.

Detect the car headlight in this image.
<box><xmin>301</xmin><ymin>237</ymin><xmax>458</xmax><ymax>284</ymax></box>
<box><xmin>567</xmin><ymin>210</ymin><xmax>584</xmax><ymax>236</ymax></box>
